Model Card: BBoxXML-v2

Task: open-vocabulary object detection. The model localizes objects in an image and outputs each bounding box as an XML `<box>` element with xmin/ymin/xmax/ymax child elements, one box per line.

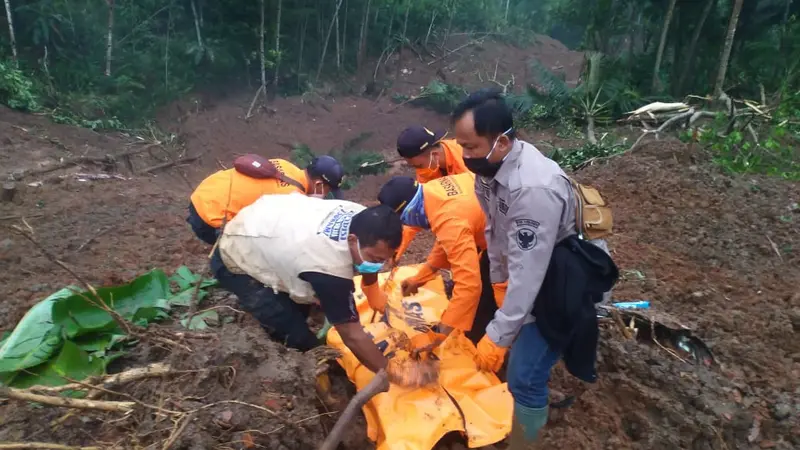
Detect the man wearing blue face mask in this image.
<box><xmin>211</xmin><ymin>192</ymin><xmax>405</xmax><ymax>377</ymax></box>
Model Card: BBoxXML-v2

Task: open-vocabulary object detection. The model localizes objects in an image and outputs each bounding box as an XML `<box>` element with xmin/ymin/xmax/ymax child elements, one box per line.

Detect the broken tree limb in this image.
<box><xmin>141</xmin><ymin>155</ymin><xmax>201</xmax><ymax>174</ymax></box>
<box><xmin>319</xmin><ymin>370</ymin><xmax>390</xmax><ymax>450</ymax></box>
<box><xmin>27</xmin><ymin>363</ymin><xmax>173</xmax><ymax>394</ymax></box>
<box><xmin>0</xmin><ymin>444</ymin><xmax>100</xmax><ymax>450</ymax></box>
<box><xmin>7</xmin><ymin>143</ymin><xmax>160</xmax><ymax>181</ymax></box>
<box><xmin>629</xmin><ymin>108</ymin><xmax>696</xmax><ymax>151</ymax></box>
<box><xmin>0</xmin><ymin>386</ymin><xmax>135</xmax><ymax>412</ymax></box>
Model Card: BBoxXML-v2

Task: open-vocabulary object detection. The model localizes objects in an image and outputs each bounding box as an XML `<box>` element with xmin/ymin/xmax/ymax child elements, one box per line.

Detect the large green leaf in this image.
<box><xmin>51</xmin><ymin>269</ymin><xmax>171</xmax><ymax>338</ymax></box>
<box><xmin>0</xmin><ymin>287</ymin><xmax>76</xmax><ymax>373</ymax></box>
<box><xmin>2</xmin><ymin>340</ymin><xmax>106</xmax><ymax>388</ymax></box>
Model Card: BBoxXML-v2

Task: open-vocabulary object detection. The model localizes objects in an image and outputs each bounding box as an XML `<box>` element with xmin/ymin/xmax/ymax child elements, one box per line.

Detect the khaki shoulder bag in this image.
<box><xmin>567</xmin><ymin>177</ymin><xmax>613</xmax><ymax>241</ymax></box>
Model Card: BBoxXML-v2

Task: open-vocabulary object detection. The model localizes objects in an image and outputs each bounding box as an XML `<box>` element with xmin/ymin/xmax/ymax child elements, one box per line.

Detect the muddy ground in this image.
<box><xmin>1</xmin><ymin>35</ymin><xmax>799</xmax><ymax>449</ymax></box>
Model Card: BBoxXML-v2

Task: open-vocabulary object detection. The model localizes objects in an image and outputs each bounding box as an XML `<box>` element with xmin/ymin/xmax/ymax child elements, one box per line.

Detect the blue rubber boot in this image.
<box><xmin>509</xmin><ymin>402</ymin><xmax>549</xmax><ymax>449</ymax></box>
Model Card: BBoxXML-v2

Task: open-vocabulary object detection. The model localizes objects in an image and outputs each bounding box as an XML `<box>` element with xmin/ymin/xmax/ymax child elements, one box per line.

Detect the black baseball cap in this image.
<box><xmin>377</xmin><ymin>176</ymin><xmax>419</xmax><ymax>214</ymax></box>
<box><xmin>307</xmin><ymin>155</ymin><xmax>345</xmax><ymax>199</ymax></box>
<box><xmin>396</xmin><ymin>126</ymin><xmax>447</xmax><ymax>159</ymax></box>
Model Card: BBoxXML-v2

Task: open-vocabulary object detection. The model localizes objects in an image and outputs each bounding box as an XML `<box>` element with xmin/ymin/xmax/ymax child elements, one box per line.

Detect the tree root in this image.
<box><xmin>27</xmin><ymin>363</ymin><xmax>173</xmax><ymax>394</ymax></box>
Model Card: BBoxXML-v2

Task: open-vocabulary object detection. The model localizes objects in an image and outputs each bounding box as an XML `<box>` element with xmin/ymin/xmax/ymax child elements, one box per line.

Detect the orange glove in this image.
<box><xmin>475</xmin><ymin>335</ymin><xmax>507</xmax><ymax>373</ymax></box>
<box><xmin>410</xmin><ymin>330</ymin><xmax>446</xmax><ymax>353</ymax></box>
<box><xmin>361</xmin><ymin>280</ymin><xmax>387</xmax><ymax>313</ymax></box>
<box><xmin>492</xmin><ymin>281</ymin><xmax>508</xmax><ymax>308</ymax></box>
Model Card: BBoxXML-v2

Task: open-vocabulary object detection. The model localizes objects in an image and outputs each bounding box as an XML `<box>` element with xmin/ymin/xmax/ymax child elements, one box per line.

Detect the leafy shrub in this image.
<box><xmin>0</xmin><ymin>61</ymin><xmax>40</xmax><ymax>112</ymax></box>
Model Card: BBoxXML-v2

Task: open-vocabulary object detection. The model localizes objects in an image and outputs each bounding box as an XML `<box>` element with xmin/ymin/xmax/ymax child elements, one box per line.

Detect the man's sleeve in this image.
<box><xmin>395</xmin><ymin>225</ymin><xmax>421</xmax><ymax>261</ymax></box>
<box><xmin>298</xmin><ymin>272</ymin><xmax>359</xmax><ymax>325</ymax></box>
<box><xmin>485</xmin><ymin>187</ymin><xmax>564</xmax><ymax>347</ymax></box>
<box><xmin>434</xmin><ymin>218</ymin><xmax>482</xmax><ymax>331</ymax></box>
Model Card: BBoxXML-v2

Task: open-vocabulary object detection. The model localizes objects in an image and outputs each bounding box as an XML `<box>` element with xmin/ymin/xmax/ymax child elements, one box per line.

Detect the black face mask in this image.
<box><xmin>464</xmin><ymin>156</ymin><xmax>504</xmax><ymax>178</ymax></box>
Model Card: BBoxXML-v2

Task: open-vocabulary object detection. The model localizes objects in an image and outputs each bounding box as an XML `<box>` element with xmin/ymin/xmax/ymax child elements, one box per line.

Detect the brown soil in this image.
<box><xmin>1</xmin><ymin>36</ymin><xmax>799</xmax><ymax>450</ymax></box>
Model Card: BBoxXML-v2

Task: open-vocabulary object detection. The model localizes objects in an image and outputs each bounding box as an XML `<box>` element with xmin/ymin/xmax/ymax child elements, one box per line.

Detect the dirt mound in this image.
<box><xmin>0</xmin><ymin>310</ymin><xmax>328</xmax><ymax>449</ymax></box>
<box><xmin>543</xmin><ymin>139</ymin><xmax>800</xmax><ymax>449</ymax></box>
<box><xmin>358</xmin><ymin>34</ymin><xmax>585</xmax><ymax>98</ymax></box>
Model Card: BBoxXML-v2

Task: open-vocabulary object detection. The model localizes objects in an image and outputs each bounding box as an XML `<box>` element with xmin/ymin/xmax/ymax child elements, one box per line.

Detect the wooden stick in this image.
<box><xmin>141</xmin><ymin>155</ymin><xmax>200</xmax><ymax>174</ymax></box>
<box><xmin>319</xmin><ymin>370</ymin><xmax>389</xmax><ymax>450</ymax></box>
<box><xmin>27</xmin><ymin>363</ymin><xmax>172</xmax><ymax>394</ymax></box>
<box><xmin>0</xmin><ymin>386</ymin><xmax>135</xmax><ymax>412</ymax></box>
<box><xmin>0</xmin><ymin>443</ymin><xmax>101</xmax><ymax>450</ymax></box>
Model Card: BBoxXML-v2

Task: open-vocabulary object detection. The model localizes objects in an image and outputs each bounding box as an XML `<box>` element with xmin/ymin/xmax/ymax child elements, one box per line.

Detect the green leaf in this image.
<box><xmin>52</xmin><ymin>270</ymin><xmax>171</xmax><ymax>339</ymax></box>
<box><xmin>170</xmin><ymin>266</ymin><xmax>198</xmax><ymax>291</ymax></box>
<box><xmin>0</xmin><ymin>287</ymin><xmax>76</xmax><ymax>372</ymax></box>
<box><xmin>2</xmin><ymin>340</ymin><xmax>105</xmax><ymax>388</ymax></box>
<box><xmin>180</xmin><ymin>311</ymin><xmax>219</xmax><ymax>330</ymax></box>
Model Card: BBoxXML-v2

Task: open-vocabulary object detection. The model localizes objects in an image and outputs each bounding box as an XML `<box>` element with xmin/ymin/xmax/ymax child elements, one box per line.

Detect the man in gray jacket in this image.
<box><xmin>453</xmin><ymin>89</ymin><xmax>585</xmax><ymax>448</ymax></box>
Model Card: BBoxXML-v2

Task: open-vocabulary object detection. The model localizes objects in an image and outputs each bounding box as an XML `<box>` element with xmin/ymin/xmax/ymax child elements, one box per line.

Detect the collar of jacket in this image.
<box><xmin>484</xmin><ymin>139</ymin><xmax>523</xmax><ymax>187</ymax></box>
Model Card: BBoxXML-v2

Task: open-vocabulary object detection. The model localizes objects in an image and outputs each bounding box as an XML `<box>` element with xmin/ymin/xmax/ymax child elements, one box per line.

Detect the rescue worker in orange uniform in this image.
<box><xmin>186</xmin><ymin>155</ymin><xmax>345</xmax><ymax>246</ymax></box>
<box><xmin>393</xmin><ymin>125</ymin><xmax>470</xmax><ymax>261</ymax></box>
<box><xmin>376</xmin><ymin>173</ymin><xmax>500</xmax><ymax>346</ymax></box>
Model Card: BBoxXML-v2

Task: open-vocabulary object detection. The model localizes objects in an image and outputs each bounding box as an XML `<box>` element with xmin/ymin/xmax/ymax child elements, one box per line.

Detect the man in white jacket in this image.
<box><xmin>211</xmin><ymin>193</ymin><xmax>400</xmax><ymax>376</ymax></box>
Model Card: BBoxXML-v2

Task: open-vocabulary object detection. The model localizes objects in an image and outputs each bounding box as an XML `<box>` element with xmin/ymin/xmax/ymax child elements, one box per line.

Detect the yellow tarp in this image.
<box><xmin>326</xmin><ymin>265</ymin><xmax>513</xmax><ymax>450</ymax></box>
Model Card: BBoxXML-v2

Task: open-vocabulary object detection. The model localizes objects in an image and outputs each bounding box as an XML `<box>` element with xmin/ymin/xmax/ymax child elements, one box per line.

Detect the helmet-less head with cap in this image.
<box><xmin>396</xmin><ymin>125</ymin><xmax>447</xmax><ymax>178</ymax></box>
<box><xmin>306</xmin><ymin>155</ymin><xmax>345</xmax><ymax>199</ymax></box>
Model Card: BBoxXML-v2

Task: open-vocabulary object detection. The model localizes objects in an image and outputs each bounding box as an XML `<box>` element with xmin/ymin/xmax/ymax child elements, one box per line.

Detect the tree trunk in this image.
<box><xmin>342</xmin><ymin>0</ymin><xmax>348</xmax><ymax>64</ymax></box>
<box><xmin>316</xmin><ymin>0</ymin><xmax>344</xmax><ymax>84</ymax></box>
<box><xmin>298</xmin><ymin>12</ymin><xmax>308</xmax><ymax>91</ymax></box>
<box><xmin>443</xmin><ymin>5</ymin><xmax>454</xmax><ymax>48</ymax></box>
<box><xmin>105</xmin><ymin>0</ymin><xmax>114</xmax><ymax>76</ymax></box>
<box><xmin>273</xmin><ymin>0</ymin><xmax>282</xmax><ymax>89</ymax></box>
<box><xmin>259</xmin><ymin>0</ymin><xmax>266</xmax><ymax>93</ymax></box>
<box><xmin>3</xmin><ymin>0</ymin><xmax>17</xmax><ymax>65</ymax></box>
<box><xmin>504</xmin><ymin>0</ymin><xmax>511</xmax><ymax>23</ymax></box>
<box><xmin>425</xmin><ymin>11</ymin><xmax>437</xmax><ymax>48</ymax></box>
<box><xmin>651</xmin><ymin>0</ymin><xmax>677</xmax><ymax>92</ymax></box>
<box><xmin>335</xmin><ymin>7</ymin><xmax>341</xmax><ymax>68</ymax></box>
<box><xmin>676</xmin><ymin>0</ymin><xmax>714</xmax><ymax>94</ymax></box>
<box><xmin>395</xmin><ymin>1</ymin><xmax>410</xmax><ymax>81</ymax></box>
<box><xmin>190</xmin><ymin>0</ymin><xmax>203</xmax><ymax>52</ymax></box>
<box><xmin>714</xmin><ymin>0</ymin><xmax>744</xmax><ymax>98</ymax></box>
<box><xmin>357</xmin><ymin>0</ymin><xmax>372</xmax><ymax>68</ymax></box>
<box><xmin>165</xmin><ymin>5</ymin><xmax>172</xmax><ymax>90</ymax></box>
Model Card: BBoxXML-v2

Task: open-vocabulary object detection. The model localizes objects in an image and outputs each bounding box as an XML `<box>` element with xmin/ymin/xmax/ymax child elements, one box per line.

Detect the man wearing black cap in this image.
<box><xmin>393</xmin><ymin>125</ymin><xmax>470</xmax><ymax>260</ymax></box>
<box><xmin>377</xmin><ymin>172</ymin><xmax>499</xmax><ymax>348</ymax></box>
<box><xmin>187</xmin><ymin>154</ymin><xmax>345</xmax><ymax>246</ymax></box>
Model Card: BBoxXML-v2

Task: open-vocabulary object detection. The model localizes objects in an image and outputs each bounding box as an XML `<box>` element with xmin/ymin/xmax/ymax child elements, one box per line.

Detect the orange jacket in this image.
<box><xmin>190</xmin><ymin>159</ymin><xmax>308</xmax><ymax>228</ymax></box>
<box><xmin>397</xmin><ymin>140</ymin><xmax>470</xmax><ymax>259</ymax></box>
<box><xmin>409</xmin><ymin>172</ymin><xmax>488</xmax><ymax>331</ymax></box>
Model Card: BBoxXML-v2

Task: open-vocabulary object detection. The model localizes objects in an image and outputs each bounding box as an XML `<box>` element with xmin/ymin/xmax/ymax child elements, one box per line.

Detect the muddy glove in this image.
<box><xmin>386</xmin><ymin>350</ymin><xmax>439</xmax><ymax>388</ymax></box>
<box><xmin>475</xmin><ymin>335</ymin><xmax>508</xmax><ymax>373</ymax></box>
<box><xmin>410</xmin><ymin>330</ymin><xmax>447</xmax><ymax>356</ymax></box>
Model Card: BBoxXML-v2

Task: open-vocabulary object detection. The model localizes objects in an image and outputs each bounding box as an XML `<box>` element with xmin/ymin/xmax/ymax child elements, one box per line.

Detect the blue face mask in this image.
<box><xmin>354</xmin><ymin>239</ymin><xmax>385</xmax><ymax>273</ymax></box>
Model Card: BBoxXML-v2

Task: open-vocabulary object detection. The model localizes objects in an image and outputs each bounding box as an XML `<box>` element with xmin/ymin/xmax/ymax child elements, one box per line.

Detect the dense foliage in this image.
<box><xmin>1</xmin><ymin>0</ymin><xmax>798</xmax><ymax>177</ymax></box>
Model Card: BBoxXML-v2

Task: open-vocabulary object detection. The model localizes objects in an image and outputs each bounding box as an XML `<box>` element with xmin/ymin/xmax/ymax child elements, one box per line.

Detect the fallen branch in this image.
<box><xmin>427</xmin><ymin>39</ymin><xmax>482</xmax><ymax>66</ymax></box>
<box><xmin>245</xmin><ymin>85</ymin><xmax>266</xmax><ymax>120</ymax></box>
<box><xmin>162</xmin><ymin>413</ymin><xmax>194</xmax><ymax>450</ymax></box>
<box><xmin>0</xmin><ymin>444</ymin><xmax>101</xmax><ymax>450</ymax></box>
<box><xmin>0</xmin><ymin>214</ymin><xmax>44</xmax><ymax>221</ymax></box>
<box><xmin>0</xmin><ymin>386</ymin><xmax>135</xmax><ymax>413</ymax></box>
<box><xmin>319</xmin><ymin>370</ymin><xmax>389</xmax><ymax>450</ymax></box>
<box><xmin>28</xmin><ymin>363</ymin><xmax>173</xmax><ymax>394</ymax></box>
<box><xmin>75</xmin><ymin>226</ymin><xmax>113</xmax><ymax>253</ymax></box>
<box><xmin>8</xmin><ymin>144</ymin><xmax>160</xmax><ymax>181</ymax></box>
<box><xmin>141</xmin><ymin>155</ymin><xmax>201</xmax><ymax>174</ymax></box>
<box><xmin>629</xmin><ymin>109</ymin><xmax>696</xmax><ymax>151</ymax></box>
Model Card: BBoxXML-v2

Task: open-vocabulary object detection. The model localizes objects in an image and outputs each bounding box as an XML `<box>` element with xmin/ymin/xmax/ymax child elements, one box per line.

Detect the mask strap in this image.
<box><xmin>486</xmin><ymin>127</ymin><xmax>514</xmax><ymax>161</ymax></box>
